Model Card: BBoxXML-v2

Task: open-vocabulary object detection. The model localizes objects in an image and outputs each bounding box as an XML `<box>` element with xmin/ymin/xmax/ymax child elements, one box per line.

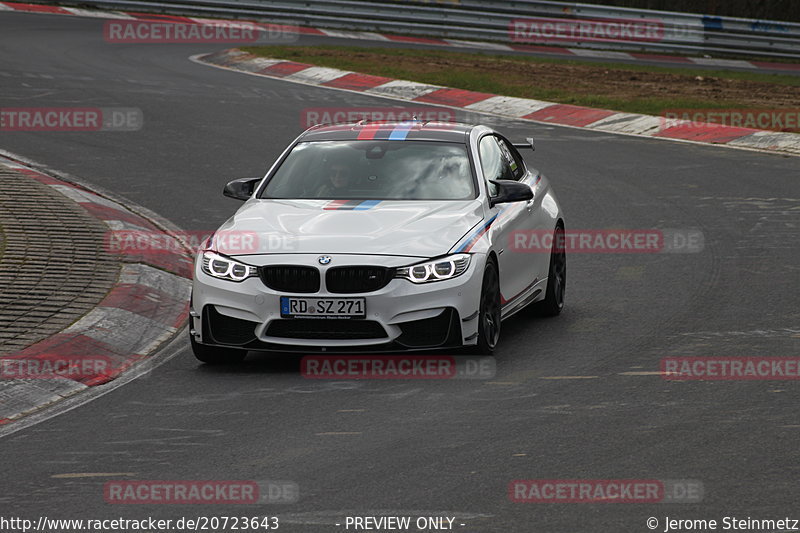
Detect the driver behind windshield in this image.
<box><xmin>316</xmin><ymin>153</ymin><xmax>352</xmax><ymax>198</ymax></box>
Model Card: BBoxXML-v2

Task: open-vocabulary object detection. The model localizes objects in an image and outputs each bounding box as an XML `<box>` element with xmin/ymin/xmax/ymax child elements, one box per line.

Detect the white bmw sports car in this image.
<box><xmin>190</xmin><ymin>121</ymin><xmax>565</xmax><ymax>363</ymax></box>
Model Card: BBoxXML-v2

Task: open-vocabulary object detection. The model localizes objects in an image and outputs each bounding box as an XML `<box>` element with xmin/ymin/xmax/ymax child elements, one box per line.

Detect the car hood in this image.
<box><xmin>214</xmin><ymin>199</ymin><xmax>484</xmax><ymax>258</ymax></box>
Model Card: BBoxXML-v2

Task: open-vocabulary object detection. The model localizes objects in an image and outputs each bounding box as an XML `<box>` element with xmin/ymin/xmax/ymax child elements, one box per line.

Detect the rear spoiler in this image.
<box><xmin>512</xmin><ymin>137</ymin><xmax>535</xmax><ymax>151</ymax></box>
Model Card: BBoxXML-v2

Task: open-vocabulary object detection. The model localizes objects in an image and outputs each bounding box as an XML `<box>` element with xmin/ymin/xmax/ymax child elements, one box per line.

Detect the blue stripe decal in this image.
<box><xmin>454</xmin><ymin>213</ymin><xmax>498</xmax><ymax>253</ymax></box>
<box><xmin>388</xmin><ymin>123</ymin><xmax>413</xmax><ymax>140</ymax></box>
<box><xmin>353</xmin><ymin>200</ymin><xmax>381</xmax><ymax>210</ymax></box>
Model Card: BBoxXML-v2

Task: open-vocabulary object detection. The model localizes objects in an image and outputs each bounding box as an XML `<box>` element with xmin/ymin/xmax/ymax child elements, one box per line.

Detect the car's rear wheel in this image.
<box><xmin>476</xmin><ymin>259</ymin><xmax>501</xmax><ymax>355</ymax></box>
<box><xmin>190</xmin><ymin>333</ymin><xmax>247</xmax><ymax>365</ymax></box>
<box><xmin>532</xmin><ymin>224</ymin><xmax>566</xmax><ymax>317</ymax></box>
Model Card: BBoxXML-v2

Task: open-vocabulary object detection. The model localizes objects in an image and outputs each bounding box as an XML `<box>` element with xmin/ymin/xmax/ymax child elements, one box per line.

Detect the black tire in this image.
<box><xmin>475</xmin><ymin>259</ymin><xmax>502</xmax><ymax>355</ymax></box>
<box><xmin>532</xmin><ymin>225</ymin><xmax>566</xmax><ymax>317</ymax></box>
<box><xmin>190</xmin><ymin>333</ymin><xmax>247</xmax><ymax>365</ymax></box>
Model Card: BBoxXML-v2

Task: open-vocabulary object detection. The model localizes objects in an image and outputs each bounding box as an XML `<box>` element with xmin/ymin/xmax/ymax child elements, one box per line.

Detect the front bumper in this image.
<box><xmin>190</xmin><ymin>253</ymin><xmax>484</xmax><ymax>352</ymax></box>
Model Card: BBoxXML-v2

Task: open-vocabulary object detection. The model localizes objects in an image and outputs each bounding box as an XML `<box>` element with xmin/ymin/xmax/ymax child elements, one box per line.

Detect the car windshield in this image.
<box><xmin>260</xmin><ymin>140</ymin><xmax>476</xmax><ymax>200</ymax></box>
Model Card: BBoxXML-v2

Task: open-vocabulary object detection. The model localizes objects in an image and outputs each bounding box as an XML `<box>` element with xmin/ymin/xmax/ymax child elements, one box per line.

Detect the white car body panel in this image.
<box><xmin>190</xmin><ymin>122</ymin><xmax>564</xmax><ymax>353</ymax></box>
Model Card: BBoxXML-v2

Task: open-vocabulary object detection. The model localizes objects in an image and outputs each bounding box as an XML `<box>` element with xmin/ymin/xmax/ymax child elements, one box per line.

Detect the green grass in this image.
<box><xmin>240</xmin><ymin>45</ymin><xmax>800</xmax><ymax>116</ymax></box>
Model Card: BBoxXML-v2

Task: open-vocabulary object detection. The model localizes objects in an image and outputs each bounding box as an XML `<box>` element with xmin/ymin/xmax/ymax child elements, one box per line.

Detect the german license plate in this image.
<box><xmin>280</xmin><ymin>296</ymin><xmax>366</xmax><ymax>319</ymax></box>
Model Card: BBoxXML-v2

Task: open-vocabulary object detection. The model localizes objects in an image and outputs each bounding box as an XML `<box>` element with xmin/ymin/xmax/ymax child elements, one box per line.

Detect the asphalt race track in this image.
<box><xmin>1</xmin><ymin>12</ymin><xmax>799</xmax><ymax>532</ymax></box>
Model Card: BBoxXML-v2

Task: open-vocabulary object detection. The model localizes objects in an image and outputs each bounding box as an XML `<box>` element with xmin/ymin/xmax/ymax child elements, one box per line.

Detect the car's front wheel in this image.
<box><xmin>475</xmin><ymin>259</ymin><xmax>501</xmax><ymax>355</ymax></box>
<box><xmin>190</xmin><ymin>333</ymin><xmax>247</xmax><ymax>365</ymax></box>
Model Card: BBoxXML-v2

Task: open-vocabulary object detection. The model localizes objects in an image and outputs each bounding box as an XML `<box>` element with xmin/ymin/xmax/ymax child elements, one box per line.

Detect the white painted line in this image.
<box><xmin>64</xmin><ymin>307</ymin><xmax>177</xmax><ymax>355</ymax></box>
<box><xmin>586</xmin><ymin>113</ymin><xmax>664</xmax><ymax>135</ymax></box>
<box><xmin>445</xmin><ymin>39</ymin><xmax>513</xmax><ymax>51</ymax></box>
<box><xmin>465</xmin><ymin>95</ymin><xmax>555</xmax><ymax>118</ymax></box>
<box><xmin>62</xmin><ymin>7</ymin><xmax>134</xmax><ymax>19</ymax></box>
<box><xmin>188</xmin><ymin>17</ymin><xmax>258</xmax><ymax>29</ymax></box>
<box><xmin>284</xmin><ymin>66</ymin><xmax>352</xmax><ymax>85</ymax></box>
<box><xmin>49</xmin><ymin>184</ymin><xmax>129</xmax><ymax>210</ymax></box>
<box><xmin>0</xmin><ymin>378</ymin><xmax>87</xmax><ymax>420</ymax></box>
<box><xmin>0</xmin><ymin>3</ymin><xmax>13</xmax><ymax>11</ymax></box>
<box><xmin>690</xmin><ymin>57</ymin><xmax>754</xmax><ymax>69</ymax></box>
<box><xmin>319</xmin><ymin>29</ymin><xmax>389</xmax><ymax>41</ymax></box>
<box><xmin>365</xmin><ymin>79</ymin><xmax>443</xmax><ymax>100</ymax></box>
<box><xmin>118</xmin><ymin>263</ymin><xmax>192</xmax><ymax>299</ymax></box>
<box><xmin>568</xmin><ymin>49</ymin><xmax>634</xmax><ymax>60</ymax></box>
<box><xmin>103</xmin><ymin>219</ymin><xmax>156</xmax><ymax>233</ymax></box>
<box><xmin>247</xmin><ymin>57</ymin><xmax>288</xmax><ymax>69</ymax></box>
<box><xmin>728</xmin><ymin>131</ymin><xmax>800</xmax><ymax>155</ymax></box>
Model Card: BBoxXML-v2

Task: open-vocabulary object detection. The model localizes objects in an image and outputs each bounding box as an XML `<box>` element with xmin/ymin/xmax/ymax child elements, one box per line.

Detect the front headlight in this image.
<box><xmin>395</xmin><ymin>254</ymin><xmax>471</xmax><ymax>284</ymax></box>
<box><xmin>200</xmin><ymin>251</ymin><xmax>258</xmax><ymax>282</ymax></box>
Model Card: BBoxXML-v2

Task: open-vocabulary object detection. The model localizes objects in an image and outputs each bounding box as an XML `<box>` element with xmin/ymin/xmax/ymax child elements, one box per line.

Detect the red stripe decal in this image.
<box><xmin>500</xmin><ymin>278</ymin><xmax>539</xmax><ymax>305</ymax></box>
<box><xmin>324</xmin><ymin>199</ymin><xmax>350</xmax><ymax>210</ymax></box>
<box><xmin>357</xmin><ymin>124</ymin><xmax>382</xmax><ymax>140</ymax></box>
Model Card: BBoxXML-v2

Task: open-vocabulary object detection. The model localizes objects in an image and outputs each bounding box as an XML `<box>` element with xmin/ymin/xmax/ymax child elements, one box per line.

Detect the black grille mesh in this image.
<box><xmin>259</xmin><ymin>265</ymin><xmax>320</xmax><ymax>293</ymax></box>
<box><xmin>326</xmin><ymin>266</ymin><xmax>393</xmax><ymax>294</ymax></box>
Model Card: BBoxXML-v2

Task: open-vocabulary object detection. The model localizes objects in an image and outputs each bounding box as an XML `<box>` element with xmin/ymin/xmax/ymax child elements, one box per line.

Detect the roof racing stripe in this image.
<box><xmin>388</xmin><ymin>122</ymin><xmax>414</xmax><ymax>140</ymax></box>
<box><xmin>356</xmin><ymin>124</ymin><xmax>381</xmax><ymax>140</ymax></box>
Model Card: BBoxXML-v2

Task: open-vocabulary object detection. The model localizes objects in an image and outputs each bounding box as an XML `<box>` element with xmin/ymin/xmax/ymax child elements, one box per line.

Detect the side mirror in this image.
<box><xmin>489</xmin><ymin>180</ymin><xmax>533</xmax><ymax>208</ymax></box>
<box><xmin>223</xmin><ymin>177</ymin><xmax>261</xmax><ymax>201</ymax></box>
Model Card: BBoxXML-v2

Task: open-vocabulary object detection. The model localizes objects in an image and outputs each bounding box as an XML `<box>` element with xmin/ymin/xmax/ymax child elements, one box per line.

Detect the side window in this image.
<box><xmin>479</xmin><ymin>136</ymin><xmax>514</xmax><ymax>196</ymax></box>
<box><xmin>497</xmin><ymin>138</ymin><xmax>525</xmax><ymax>180</ymax></box>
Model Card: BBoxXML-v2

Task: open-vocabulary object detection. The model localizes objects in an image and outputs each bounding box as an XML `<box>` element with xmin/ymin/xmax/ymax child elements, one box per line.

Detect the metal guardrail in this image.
<box><xmin>50</xmin><ymin>0</ymin><xmax>800</xmax><ymax>59</ymax></box>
